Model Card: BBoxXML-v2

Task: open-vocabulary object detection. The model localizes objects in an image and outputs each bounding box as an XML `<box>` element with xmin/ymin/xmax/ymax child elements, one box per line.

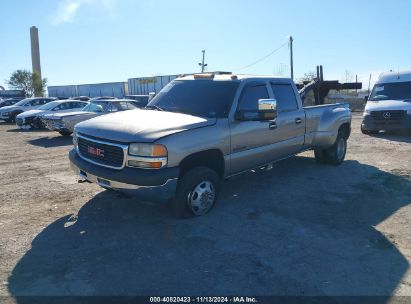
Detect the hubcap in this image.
<box><xmin>336</xmin><ymin>138</ymin><xmax>345</xmax><ymax>160</ymax></box>
<box><xmin>188</xmin><ymin>181</ymin><xmax>215</xmax><ymax>216</ymax></box>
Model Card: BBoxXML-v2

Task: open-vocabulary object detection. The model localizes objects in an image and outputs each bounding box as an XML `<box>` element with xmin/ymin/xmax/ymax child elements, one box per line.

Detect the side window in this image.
<box><xmin>119</xmin><ymin>102</ymin><xmax>129</xmax><ymax>110</ymax></box>
<box><xmin>30</xmin><ymin>99</ymin><xmax>41</xmax><ymax>106</ymax></box>
<box><xmin>238</xmin><ymin>84</ymin><xmax>269</xmax><ymax>112</ymax></box>
<box><xmin>108</xmin><ymin>103</ymin><xmax>120</xmax><ymax>112</ymax></box>
<box><xmin>67</xmin><ymin>102</ymin><xmax>77</xmax><ymax>109</ymax></box>
<box><xmin>271</xmin><ymin>84</ymin><xmax>298</xmax><ymax>112</ymax></box>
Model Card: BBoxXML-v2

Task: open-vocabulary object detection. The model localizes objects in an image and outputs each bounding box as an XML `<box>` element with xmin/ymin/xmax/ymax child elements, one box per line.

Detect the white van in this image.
<box><xmin>361</xmin><ymin>70</ymin><xmax>411</xmax><ymax>134</ymax></box>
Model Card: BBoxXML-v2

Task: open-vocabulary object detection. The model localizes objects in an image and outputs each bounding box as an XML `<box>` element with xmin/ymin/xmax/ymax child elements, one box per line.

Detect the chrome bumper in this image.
<box><xmin>70</xmin><ymin>161</ymin><xmax>178</xmax><ymax>202</ymax></box>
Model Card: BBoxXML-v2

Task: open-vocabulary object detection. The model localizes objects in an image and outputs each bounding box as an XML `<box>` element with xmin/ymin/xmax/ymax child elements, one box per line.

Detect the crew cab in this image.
<box><xmin>0</xmin><ymin>97</ymin><xmax>57</xmax><ymax>122</ymax></box>
<box><xmin>42</xmin><ymin>99</ymin><xmax>140</xmax><ymax>136</ymax></box>
<box><xmin>69</xmin><ymin>74</ymin><xmax>351</xmax><ymax>218</ymax></box>
<box><xmin>361</xmin><ymin>70</ymin><xmax>411</xmax><ymax>134</ymax></box>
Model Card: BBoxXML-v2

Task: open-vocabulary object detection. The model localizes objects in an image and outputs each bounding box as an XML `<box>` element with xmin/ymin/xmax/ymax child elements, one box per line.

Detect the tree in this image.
<box><xmin>299</xmin><ymin>71</ymin><xmax>316</xmax><ymax>83</ymax></box>
<box><xmin>6</xmin><ymin>69</ymin><xmax>47</xmax><ymax>97</ymax></box>
<box><xmin>343</xmin><ymin>70</ymin><xmax>353</xmax><ymax>83</ymax></box>
<box><xmin>32</xmin><ymin>71</ymin><xmax>48</xmax><ymax>97</ymax></box>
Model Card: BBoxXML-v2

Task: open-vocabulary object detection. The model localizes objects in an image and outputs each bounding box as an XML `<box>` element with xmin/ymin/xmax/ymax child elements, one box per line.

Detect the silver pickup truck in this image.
<box><xmin>69</xmin><ymin>74</ymin><xmax>351</xmax><ymax>218</ymax></box>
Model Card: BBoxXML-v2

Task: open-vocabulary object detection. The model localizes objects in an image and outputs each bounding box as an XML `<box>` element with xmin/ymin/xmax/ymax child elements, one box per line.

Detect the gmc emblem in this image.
<box><xmin>87</xmin><ymin>146</ymin><xmax>105</xmax><ymax>158</ymax></box>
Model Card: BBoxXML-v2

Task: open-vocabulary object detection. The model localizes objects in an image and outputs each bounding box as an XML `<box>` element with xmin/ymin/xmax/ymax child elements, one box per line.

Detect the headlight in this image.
<box><xmin>128</xmin><ymin>143</ymin><xmax>167</xmax><ymax>169</ymax></box>
<box><xmin>2</xmin><ymin>112</ymin><xmax>10</xmax><ymax>116</ymax></box>
<box><xmin>129</xmin><ymin>143</ymin><xmax>167</xmax><ymax>157</ymax></box>
<box><xmin>364</xmin><ymin>109</ymin><xmax>371</xmax><ymax>115</ymax></box>
<box><xmin>407</xmin><ymin>110</ymin><xmax>411</xmax><ymax>115</ymax></box>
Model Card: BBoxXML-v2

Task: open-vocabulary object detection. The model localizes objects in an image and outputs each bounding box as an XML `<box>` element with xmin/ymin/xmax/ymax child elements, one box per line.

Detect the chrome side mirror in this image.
<box><xmin>258</xmin><ymin>99</ymin><xmax>277</xmax><ymax>120</ymax></box>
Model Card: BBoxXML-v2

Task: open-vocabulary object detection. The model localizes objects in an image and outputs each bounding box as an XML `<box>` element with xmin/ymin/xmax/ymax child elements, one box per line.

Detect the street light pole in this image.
<box><xmin>289</xmin><ymin>36</ymin><xmax>294</xmax><ymax>80</ymax></box>
<box><xmin>198</xmin><ymin>50</ymin><xmax>207</xmax><ymax>73</ymax></box>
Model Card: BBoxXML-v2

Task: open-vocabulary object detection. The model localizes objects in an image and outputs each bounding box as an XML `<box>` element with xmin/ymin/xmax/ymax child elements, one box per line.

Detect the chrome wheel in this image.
<box><xmin>336</xmin><ymin>137</ymin><xmax>346</xmax><ymax>161</ymax></box>
<box><xmin>187</xmin><ymin>180</ymin><xmax>216</xmax><ymax>216</ymax></box>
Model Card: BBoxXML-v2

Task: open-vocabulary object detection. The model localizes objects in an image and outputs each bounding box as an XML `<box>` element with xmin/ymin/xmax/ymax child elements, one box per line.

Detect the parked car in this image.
<box><xmin>16</xmin><ymin>99</ymin><xmax>89</xmax><ymax>129</ymax></box>
<box><xmin>0</xmin><ymin>97</ymin><xmax>57</xmax><ymax>122</ymax></box>
<box><xmin>69</xmin><ymin>96</ymin><xmax>91</xmax><ymax>101</ymax></box>
<box><xmin>42</xmin><ymin>99</ymin><xmax>139</xmax><ymax>136</ymax></box>
<box><xmin>361</xmin><ymin>70</ymin><xmax>411</xmax><ymax>134</ymax></box>
<box><xmin>90</xmin><ymin>96</ymin><xmax>118</xmax><ymax>101</ymax></box>
<box><xmin>0</xmin><ymin>98</ymin><xmax>25</xmax><ymax>109</ymax></box>
<box><xmin>123</xmin><ymin>95</ymin><xmax>150</xmax><ymax>107</ymax></box>
<box><xmin>69</xmin><ymin>74</ymin><xmax>351</xmax><ymax>218</ymax></box>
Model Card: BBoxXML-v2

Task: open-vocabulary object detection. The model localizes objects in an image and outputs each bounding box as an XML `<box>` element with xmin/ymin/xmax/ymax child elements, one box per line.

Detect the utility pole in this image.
<box><xmin>198</xmin><ymin>50</ymin><xmax>207</xmax><ymax>73</ymax></box>
<box><xmin>289</xmin><ymin>36</ymin><xmax>294</xmax><ymax>80</ymax></box>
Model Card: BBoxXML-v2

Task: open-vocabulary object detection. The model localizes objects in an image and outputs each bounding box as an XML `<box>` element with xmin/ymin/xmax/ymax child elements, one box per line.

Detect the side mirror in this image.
<box><xmin>363</xmin><ymin>96</ymin><xmax>369</xmax><ymax>105</ymax></box>
<box><xmin>258</xmin><ymin>99</ymin><xmax>277</xmax><ymax>120</ymax></box>
<box><xmin>148</xmin><ymin>92</ymin><xmax>156</xmax><ymax>101</ymax></box>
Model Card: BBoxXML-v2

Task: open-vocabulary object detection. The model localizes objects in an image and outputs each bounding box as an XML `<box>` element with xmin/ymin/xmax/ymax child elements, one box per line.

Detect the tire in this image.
<box><xmin>9</xmin><ymin>113</ymin><xmax>18</xmax><ymax>123</ymax></box>
<box><xmin>314</xmin><ymin>149</ymin><xmax>327</xmax><ymax>164</ymax></box>
<box><xmin>172</xmin><ymin>167</ymin><xmax>220</xmax><ymax>219</ymax></box>
<box><xmin>314</xmin><ymin>130</ymin><xmax>347</xmax><ymax>166</ymax></box>
<box><xmin>325</xmin><ymin>130</ymin><xmax>347</xmax><ymax>165</ymax></box>
<box><xmin>59</xmin><ymin>131</ymin><xmax>72</xmax><ymax>137</ymax></box>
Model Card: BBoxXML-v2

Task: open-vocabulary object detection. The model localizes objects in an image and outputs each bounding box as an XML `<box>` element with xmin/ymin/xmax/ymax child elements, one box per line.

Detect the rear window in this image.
<box><xmin>148</xmin><ymin>80</ymin><xmax>239</xmax><ymax>118</ymax></box>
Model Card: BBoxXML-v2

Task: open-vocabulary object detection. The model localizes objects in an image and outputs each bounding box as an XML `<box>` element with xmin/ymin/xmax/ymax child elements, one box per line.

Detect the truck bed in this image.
<box><xmin>303</xmin><ymin>103</ymin><xmax>351</xmax><ymax>148</ymax></box>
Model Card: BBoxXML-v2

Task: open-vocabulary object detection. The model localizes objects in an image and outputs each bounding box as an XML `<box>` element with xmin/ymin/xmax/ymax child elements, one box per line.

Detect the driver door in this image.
<box><xmin>229</xmin><ymin>82</ymin><xmax>282</xmax><ymax>174</ymax></box>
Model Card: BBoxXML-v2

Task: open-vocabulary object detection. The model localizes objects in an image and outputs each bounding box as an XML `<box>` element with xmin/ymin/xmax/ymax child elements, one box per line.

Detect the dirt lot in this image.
<box><xmin>0</xmin><ymin>113</ymin><xmax>411</xmax><ymax>298</ymax></box>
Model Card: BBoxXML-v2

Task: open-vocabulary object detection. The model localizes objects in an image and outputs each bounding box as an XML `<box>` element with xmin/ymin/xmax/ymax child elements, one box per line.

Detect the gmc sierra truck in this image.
<box><xmin>69</xmin><ymin>74</ymin><xmax>351</xmax><ymax>218</ymax></box>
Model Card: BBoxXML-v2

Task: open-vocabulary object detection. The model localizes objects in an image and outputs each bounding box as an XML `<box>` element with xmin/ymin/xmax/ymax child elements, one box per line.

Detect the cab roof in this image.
<box><xmin>377</xmin><ymin>70</ymin><xmax>411</xmax><ymax>84</ymax></box>
<box><xmin>176</xmin><ymin>73</ymin><xmax>291</xmax><ymax>82</ymax></box>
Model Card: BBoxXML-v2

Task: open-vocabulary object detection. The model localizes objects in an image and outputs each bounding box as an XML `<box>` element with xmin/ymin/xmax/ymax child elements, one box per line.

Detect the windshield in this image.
<box><xmin>82</xmin><ymin>101</ymin><xmax>108</xmax><ymax>112</ymax></box>
<box><xmin>14</xmin><ymin>98</ymin><xmax>32</xmax><ymax>106</ymax></box>
<box><xmin>38</xmin><ymin>101</ymin><xmax>61</xmax><ymax>110</ymax></box>
<box><xmin>147</xmin><ymin>80</ymin><xmax>239</xmax><ymax>118</ymax></box>
<box><xmin>369</xmin><ymin>81</ymin><xmax>411</xmax><ymax>101</ymax></box>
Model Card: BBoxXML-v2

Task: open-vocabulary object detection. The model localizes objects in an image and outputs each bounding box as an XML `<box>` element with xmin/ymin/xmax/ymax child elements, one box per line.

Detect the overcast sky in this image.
<box><xmin>1</xmin><ymin>0</ymin><xmax>410</xmax><ymax>88</ymax></box>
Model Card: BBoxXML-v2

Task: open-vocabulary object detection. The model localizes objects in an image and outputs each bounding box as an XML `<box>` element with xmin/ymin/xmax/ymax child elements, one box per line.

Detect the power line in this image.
<box><xmin>230</xmin><ymin>41</ymin><xmax>288</xmax><ymax>72</ymax></box>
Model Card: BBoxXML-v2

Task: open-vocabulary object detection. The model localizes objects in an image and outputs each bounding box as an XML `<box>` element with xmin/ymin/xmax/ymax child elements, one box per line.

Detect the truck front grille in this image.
<box><xmin>78</xmin><ymin>136</ymin><xmax>125</xmax><ymax>169</ymax></box>
<box><xmin>371</xmin><ymin>110</ymin><xmax>405</xmax><ymax>121</ymax></box>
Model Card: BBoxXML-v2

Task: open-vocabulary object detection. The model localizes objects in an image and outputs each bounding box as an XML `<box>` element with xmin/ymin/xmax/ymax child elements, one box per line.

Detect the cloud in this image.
<box><xmin>51</xmin><ymin>0</ymin><xmax>115</xmax><ymax>25</ymax></box>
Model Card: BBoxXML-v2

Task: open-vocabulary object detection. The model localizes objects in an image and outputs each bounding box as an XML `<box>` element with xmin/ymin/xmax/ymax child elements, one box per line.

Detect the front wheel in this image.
<box><xmin>172</xmin><ymin>167</ymin><xmax>220</xmax><ymax>219</ymax></box>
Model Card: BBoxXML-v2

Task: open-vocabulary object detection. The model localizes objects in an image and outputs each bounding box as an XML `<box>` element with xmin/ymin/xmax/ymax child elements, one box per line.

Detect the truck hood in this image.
<box><xmin>75</xmin><ymin>109</ymin><xmax>216</xmax><ymax>143</ymax></box>
<box><xmin>365</xmin><ymin>99</ymin><xmax>411</xmax><ymax>112</ymax></box>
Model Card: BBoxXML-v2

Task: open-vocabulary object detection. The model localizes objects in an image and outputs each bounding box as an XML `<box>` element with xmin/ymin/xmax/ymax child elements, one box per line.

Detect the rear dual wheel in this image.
<box><xmin>314</xmin><ymin>130</ymin><xmax>347</xmax><ymax>166</ymax></box>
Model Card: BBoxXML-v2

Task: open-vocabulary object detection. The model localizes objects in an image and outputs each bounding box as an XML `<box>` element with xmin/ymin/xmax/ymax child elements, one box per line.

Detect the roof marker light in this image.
<box><xmin>193</xmin><ymin>73</ymin><xmax>215</xmax><ymax>79</ymax></box>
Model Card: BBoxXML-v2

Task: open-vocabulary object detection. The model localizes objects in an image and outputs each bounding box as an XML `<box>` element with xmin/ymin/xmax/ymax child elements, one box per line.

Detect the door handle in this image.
<box><xmin>269</xmin><ymin>121</ymin><xmax>277</xmax><ymax>129</ymax></box>
<box><xmin>295</xmin><ymin>118</ymin><xmax>302</xmax><ymax>124</ymax></box>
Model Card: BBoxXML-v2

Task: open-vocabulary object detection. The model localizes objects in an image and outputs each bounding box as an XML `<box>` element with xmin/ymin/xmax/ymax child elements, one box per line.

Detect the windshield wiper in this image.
<box><xmin>144</xmin><ymin>105</ymin><xmax>164</xmax><ymax>111</ymax></box>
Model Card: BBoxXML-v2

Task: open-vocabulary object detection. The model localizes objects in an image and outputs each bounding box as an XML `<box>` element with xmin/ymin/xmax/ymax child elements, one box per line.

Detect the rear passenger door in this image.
<box><xmin>270</xmin><ymin>82</ymin><xmax>305</xmax><ymax>155</ymax></box>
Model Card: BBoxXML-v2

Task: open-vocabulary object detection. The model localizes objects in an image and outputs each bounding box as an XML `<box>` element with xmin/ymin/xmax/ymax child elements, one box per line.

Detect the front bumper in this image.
<box><xmin>69</xmin><ymin>149</ymin><xmax>179</xmax><ymax>201</ymax></box>
<box><xmin>362</xmin><ymin>114</ymin><xmax>411</xmax><ymax>131</ymax></box>
<box><xmin>42</xmin><ymin>118</ymin><xmax>67</xmax><ymax>131</ymax></box>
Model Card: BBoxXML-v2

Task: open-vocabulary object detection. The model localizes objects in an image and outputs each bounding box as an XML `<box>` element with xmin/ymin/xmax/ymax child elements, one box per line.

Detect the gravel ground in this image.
<box><xmin>0</xmin><ymin>113</ymin><xmax>410</xmax><ymax>298</ymax></box>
